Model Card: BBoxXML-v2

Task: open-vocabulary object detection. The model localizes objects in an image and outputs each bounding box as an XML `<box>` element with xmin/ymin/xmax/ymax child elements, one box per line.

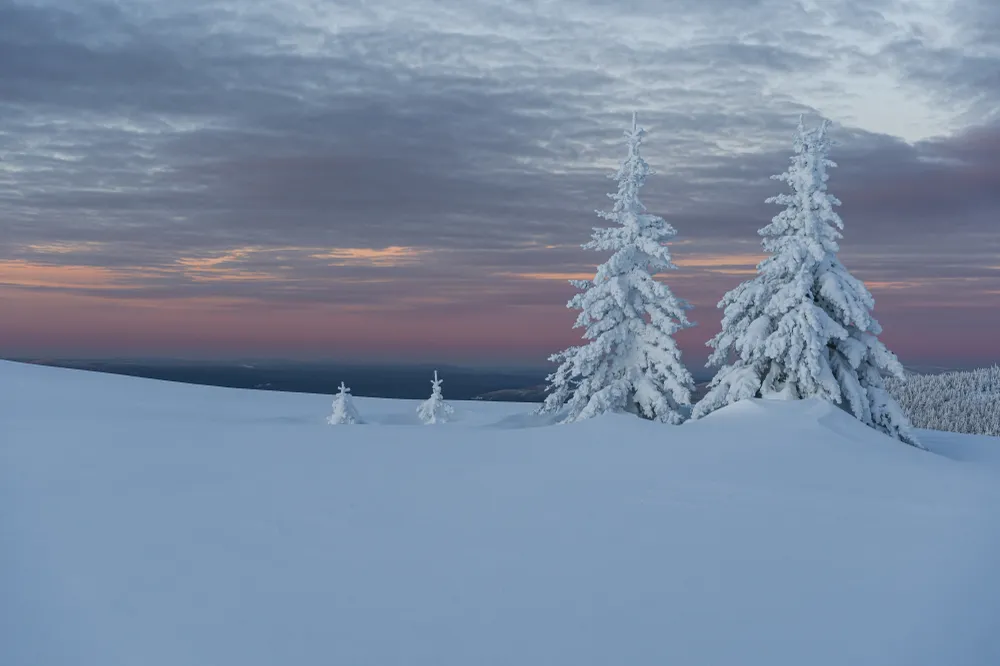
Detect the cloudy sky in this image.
<box><xmin>1</xmin><ymin>0</ymin><xmax>997</xmax><ymax>367</ymax></box>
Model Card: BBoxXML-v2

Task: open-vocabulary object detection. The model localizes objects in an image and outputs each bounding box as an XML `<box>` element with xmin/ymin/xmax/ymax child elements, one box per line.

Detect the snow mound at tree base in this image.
<box><xmin>2</xmin><ymin>361</ymin><xmax>999</xmax><ymax>666</ymax></box>
<box><xmin>695</xmin><ymin>396</ymin><xmax>917</xmax><ymax>450</ymax></box>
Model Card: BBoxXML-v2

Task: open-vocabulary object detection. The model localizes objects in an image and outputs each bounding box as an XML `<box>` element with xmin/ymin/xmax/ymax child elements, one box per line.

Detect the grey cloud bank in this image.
<box><xmin>0</xmin><ymin>0</ymin><xmax>997</xmax><ymax>360</ymax></box>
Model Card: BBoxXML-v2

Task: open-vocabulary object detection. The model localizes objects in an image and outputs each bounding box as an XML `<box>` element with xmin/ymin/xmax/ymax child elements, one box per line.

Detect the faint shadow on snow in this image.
<box><xmin>366</xmin><ymin>411</ymin><xmax>426</xmax><ymax>426</ymax></box>
<box><xmin>360</xmin><ymin>409</ymin><xmax>556</xmax><ymax>429</ymax></box>
<box><xmin>483</xmin><ymin>411</ymin><xmax>559</xmax><ymax>429</ymax></box>
<box><xmin>919</xmin><ymin>429</ymin><xmax>1000</xmax><ymax>469</ymax></box>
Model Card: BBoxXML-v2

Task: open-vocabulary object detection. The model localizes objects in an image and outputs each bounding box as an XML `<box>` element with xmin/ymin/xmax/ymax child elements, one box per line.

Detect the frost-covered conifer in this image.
<box><xmin>539</xmin><ymin>113</ymin><xmax>694</xmax><ymax>424</ymax></box>
<box><xmin>417</xmin><ymin>370</ymin><xmax>454</xmax><ymax>425</ymax></box>
<box><xmin>693</xmin><ymin>118</ymin><xmax>920</xmax><ymax>447</ymax></box>
<box><xmin>328</xmin><ymin>382</ymin><xmax>362</xmax><ymax>425</ymax></box>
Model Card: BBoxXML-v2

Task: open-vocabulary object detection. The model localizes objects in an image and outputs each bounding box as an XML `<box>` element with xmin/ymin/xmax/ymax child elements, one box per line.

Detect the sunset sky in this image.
<box><xmin>1</xmin><ymin>0</ymin><xmax>998</xmax><ymax>367</ymax></box>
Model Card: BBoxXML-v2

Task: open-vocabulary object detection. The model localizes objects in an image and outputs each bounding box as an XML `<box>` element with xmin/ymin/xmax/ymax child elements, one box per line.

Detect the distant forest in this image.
<box><xmin>887</xmin><ymin>366</ymin><xmax>1000</xmax><ymax>437</ymax></box>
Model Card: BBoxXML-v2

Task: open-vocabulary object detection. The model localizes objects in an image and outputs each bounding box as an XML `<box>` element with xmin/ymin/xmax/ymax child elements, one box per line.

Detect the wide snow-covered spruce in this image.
<box><xmin>693</xmin><ymin>118</ymin><xmax>920</xmax><ymax>447</ymax></box>
<box><xmin>540</xmin><ymin>113</ymin><xmax>694</xmax><ymax>424</ymax></box>
<box><xmin>417</xmin><ymin>370</ymin><xmax>454</xmax><ymax>425</ymax></box>
<box><xmin>328</xmin><ymin>382</ymin><xmax>362</xmax><ymax>425</ymax></box>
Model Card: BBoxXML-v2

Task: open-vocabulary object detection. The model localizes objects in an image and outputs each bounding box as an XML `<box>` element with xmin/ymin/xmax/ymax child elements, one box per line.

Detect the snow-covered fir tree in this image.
<box><xmin>539</xmin><ymin>113</ymin><xmax>694</xmax><ymax>424</ymax></box>
<box><xmin>417</xmin><ymin>370</ymin><xmax>454</xmax><ymax>425</ymax></box>
<box><xmin>328</xmin><ymin>382</ymin><xmax>363</xmax><ymax>425</ymax></box>
<box><xmin>692</xmin><ymin>118</ymin><xmax>920</xmax><ymax>447</ymax></box>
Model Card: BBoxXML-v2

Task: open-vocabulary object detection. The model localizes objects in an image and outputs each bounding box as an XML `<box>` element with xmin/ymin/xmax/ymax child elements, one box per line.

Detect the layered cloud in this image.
<box><xmin>0</xmin><ymin>0</ymin><xmax>997</xmax><ymax>362</ymax></box>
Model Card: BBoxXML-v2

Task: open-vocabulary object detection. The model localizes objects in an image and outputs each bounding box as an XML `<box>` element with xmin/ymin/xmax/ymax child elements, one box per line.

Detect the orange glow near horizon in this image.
<box><xmin>310</xmin><ymin>246</ymin><xmax>429</xmax><ymax>266</ymax></box>
<box><xmin>0</xmin><ymin>260</ymin><xmax>156</xmax><ymax>290</ymax></box>
<box><xmin>174</xmin><ymin>249</ymin><xmax>278</xmax><ymax>282</ymax></box>
<box><xmin>673</xmin><ymin>254</ymin><xmax>765</xmax><ymax>275</ymax></box>
<box><xmin>501</xmin><ymin>254</ymin><xmax>766</xmax><ymax>282</ymax></box>
<box><xmin>1</xmin><ymin>247</ymin><xmax>998</xmax><ymax>364</ymax></box>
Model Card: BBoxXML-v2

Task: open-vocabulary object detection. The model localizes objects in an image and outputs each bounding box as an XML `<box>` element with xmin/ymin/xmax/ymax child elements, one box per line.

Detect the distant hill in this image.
<box><xmin>16</xmin><ymin>358</ymin><xmax>551</xmax><ymax>402</ymax></box>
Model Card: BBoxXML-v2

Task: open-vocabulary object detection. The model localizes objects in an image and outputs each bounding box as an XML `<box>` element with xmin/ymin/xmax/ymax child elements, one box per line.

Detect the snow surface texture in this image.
<box><xmin>3</xmin><ymin>360</ymin><xmax>1000</xmax><ymax>666</ymax></box>
<box><xmin>695</xmin><ymin>118</ymin><xmax>917</xmax><ymax>446</ymax></box>
<box><xmin>327</xmin><ymin>382</ymin><xmax>362</xmax><ymax>424</ymax></box>
<box><xmin>417</xmin><ymin>371</ymin><xmax>454</xmax><ymax>425</ymax></box>
<box><xmin>542</xmin><ymin>113</ymin><xmax>694</xmax><ymax>424</ymax></box>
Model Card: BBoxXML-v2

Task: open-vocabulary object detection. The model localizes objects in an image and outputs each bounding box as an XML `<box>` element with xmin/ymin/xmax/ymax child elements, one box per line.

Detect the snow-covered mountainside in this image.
<box><xmin>2</xmin><ymin>360</ymin><xmax>999</xmax><ymax>666</ymax></box>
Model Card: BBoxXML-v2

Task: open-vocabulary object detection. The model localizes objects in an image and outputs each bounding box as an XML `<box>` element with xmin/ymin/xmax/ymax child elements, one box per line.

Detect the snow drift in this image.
<box><xmin>2</xmin><ymin>360</ymin><xmax>999</xmax><ymax>666</ymax></box>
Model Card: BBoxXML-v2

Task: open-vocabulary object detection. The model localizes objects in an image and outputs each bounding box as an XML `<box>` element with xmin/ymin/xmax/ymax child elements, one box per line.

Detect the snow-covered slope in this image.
<box><xmin>2</xmin><ymin>360</ymin><xmax>999</xmax><ymax>666</ymax></box>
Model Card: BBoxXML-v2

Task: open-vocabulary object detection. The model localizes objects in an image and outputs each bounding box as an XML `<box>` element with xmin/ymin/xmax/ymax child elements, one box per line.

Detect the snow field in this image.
<box><xmin>2</xmin><ymin>360</ymin><xmax>999</xmax><ymax>666</ymax></box>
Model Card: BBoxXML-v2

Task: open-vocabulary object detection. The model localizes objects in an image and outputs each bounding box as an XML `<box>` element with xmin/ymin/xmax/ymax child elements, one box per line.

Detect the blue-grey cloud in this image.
<box><xmin>0</xmin><ymin>0</ymin><xmax>997</xmax><ymax>328</ymax></box>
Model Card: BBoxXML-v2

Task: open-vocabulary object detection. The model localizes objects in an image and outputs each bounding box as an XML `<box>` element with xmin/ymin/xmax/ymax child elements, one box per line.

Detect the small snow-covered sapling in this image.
<box><xmin>417</xmin><ymin>370</ymin><xmax>454</xmax><ymax>425</ymax></box>
<box><xmin>328</xmin><ymin>382</ymin><xmax>363</xmax><ymax>425</ymax></box>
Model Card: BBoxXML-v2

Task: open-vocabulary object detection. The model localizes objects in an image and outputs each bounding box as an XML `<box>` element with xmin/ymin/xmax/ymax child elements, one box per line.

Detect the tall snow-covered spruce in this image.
<box><xmin>328</xmin><ymin>382</ymin><xmax>363</xmax><ymax>425</ymax></box>
<box><xmin>540</xmin><ymin>113</ymin><xmax>694</xmax><ymax>424</ymax></box>
<box><xmin>417</xmin><ymin>370</ymin><xmax>454</xmax><ymax>425</ymax></box>
<box><xmin>693</xmin><ymin>118</ymin><xmax>920</xmax><ymax>447</ymax></box>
